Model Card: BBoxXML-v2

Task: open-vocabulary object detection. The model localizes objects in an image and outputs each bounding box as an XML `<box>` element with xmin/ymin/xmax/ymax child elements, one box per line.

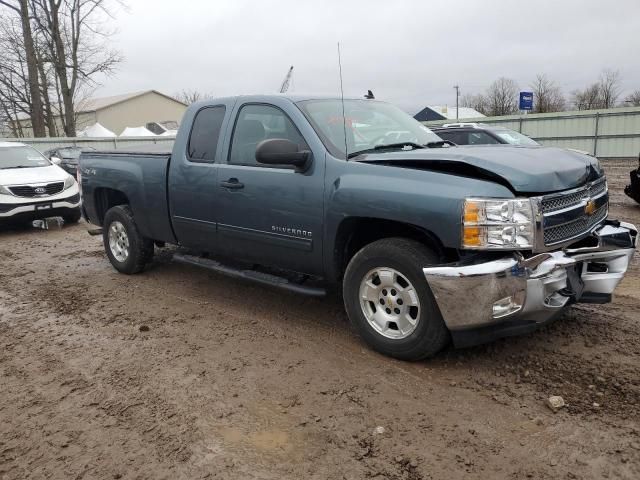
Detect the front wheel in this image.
<box><xmin>343</xmin><ymin>238</ymin><xmax>449</xmax><ymax>361</ymax></box>
<box><xmin>103</xmin><ymin>205</ymin><xmax>154</xmax><ymax>274</ymax></box>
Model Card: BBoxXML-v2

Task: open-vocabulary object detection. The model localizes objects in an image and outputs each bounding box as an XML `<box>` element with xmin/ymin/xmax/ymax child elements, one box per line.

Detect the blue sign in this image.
<box><xmin>519</xmin><ymin>92</ymin><xmax>534</xmax><ymax>111</ymax></box>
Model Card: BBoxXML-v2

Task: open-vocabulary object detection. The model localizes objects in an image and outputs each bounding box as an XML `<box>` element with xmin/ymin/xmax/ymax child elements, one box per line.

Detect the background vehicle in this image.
<box><xmin>80</xmin><ymin>95</ymin><xmax>636</xmax><ymax>361</ymax></box>
<box><xmin>0</xmin><ymin>142</ymin><xmax>81</xmax><ymax>224</ymax></box>
<box><xmin>431</xmin><ymin>123</ymin><xmax>540</xmax><ymax>146</ymax></box>
<box><xmin>145</xmin><ymin>121</ymin><xmax>179</xmax><ymax>136</ymax></box>
<box><xmin>44</xmin><ymin>146</ymin><xmax>96</xmax><ymax>178</ymax></box>
<box><xmin>432</xmin><ymin>122</ymin><xmax>594</xmax><ymax>156</ymax></box>
<box><xmin>625</xmin><ymin>152</ymin><xmax>640</xmax><ymax>204</ymax></box>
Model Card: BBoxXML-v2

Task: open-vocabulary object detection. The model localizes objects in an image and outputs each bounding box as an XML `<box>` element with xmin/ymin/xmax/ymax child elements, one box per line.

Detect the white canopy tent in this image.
<box><xmin>78</xmin><ymin>122</ymin><xmax>116</xmax><ymax>137</ymax></box>
<box><xmin>120</xmin><ymin>126</ymin><xmax>156</xmax><ymax>137</ymax></box>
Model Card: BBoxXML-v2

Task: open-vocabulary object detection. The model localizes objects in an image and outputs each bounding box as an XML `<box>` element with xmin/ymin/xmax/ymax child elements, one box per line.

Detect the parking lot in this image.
<box><xmin>0</xmin><ymin>158</ymin><xmax>638</xmax><ymax>480</ymax></box>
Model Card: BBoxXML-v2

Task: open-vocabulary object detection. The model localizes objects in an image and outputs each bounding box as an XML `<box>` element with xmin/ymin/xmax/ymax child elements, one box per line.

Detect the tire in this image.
<box><xmin>62</xmin><ymin>208</ymin><xmax>82</xmax><ymax>224</ymax></box>
<box><xmin>343</xmin><ymin>238</ymin><xmax>449</xmax><ymax>361</ymax></box>
<box><xmin>102</xmin><ymin>205</ymin><xmax>154</xmax><ymax>274</ymax></box>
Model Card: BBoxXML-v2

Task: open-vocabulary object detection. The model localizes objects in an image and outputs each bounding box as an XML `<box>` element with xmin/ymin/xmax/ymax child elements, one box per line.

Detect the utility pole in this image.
<box><xmin>453</xmin><ymin>85</ymin><xmax>460</xmax><ymax>120</ymax></box>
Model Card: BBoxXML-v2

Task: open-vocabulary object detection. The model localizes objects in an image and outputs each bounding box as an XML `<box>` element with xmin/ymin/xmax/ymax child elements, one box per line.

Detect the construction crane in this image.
<box><xmin>279</xmin><ymin>66</ymin><xmax>294</xmax><ymax>93</ymax></box>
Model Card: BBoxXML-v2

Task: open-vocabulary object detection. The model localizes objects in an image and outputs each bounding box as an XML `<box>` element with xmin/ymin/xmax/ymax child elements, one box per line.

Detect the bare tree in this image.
<box><xmin>624</xmin><ymin>89</ymin><xmax>640</xmax><ymax>107</ymax></box>
<box><xmin>571</xmin><ymin>83</ymin><xmax>601</xmax><ymax>110</ymax></box>
<box><xmin>530</xmin><ymin>74</ymin><xmax>566</xmax><ymax>113</ymax></box>
<box><xmin>460</xmin><ymin>93</ymin><xmax>489</xmax><ymax>116</ymax></box>
<box><xmin>572</xmin><ymin>69</ymin><xmax>622</xmax><ymax>110</ymax></box>
<box><xmin>174</xmin><ymin>89</ymin><xmax>214</xmax><ymax>105</ymax></box>
<box><xmin>598</xmin><ymin>69</ymin><xmax>621</xmax><ymax>108</ymax></box>
<box><xmin>30</xmin><ymin>0</ymin><xmax>123</xmax><ymax>136</ymax></box>
<box><xmin>0</xmin><ymin>17</ymin><xmax>33</xmax><ymax>137</ymax></box>
<box><xmin>485</xmin><ymin>77</ymin><xmax>519</xmax><ymax>116</ymax></box>
<box><xmin>0</xmin><ymin>0</ymin><xmax>47</xmax><ymax>136</ymax></box>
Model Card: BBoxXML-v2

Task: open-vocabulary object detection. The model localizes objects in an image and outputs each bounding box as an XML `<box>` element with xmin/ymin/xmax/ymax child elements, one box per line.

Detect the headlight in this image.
<box><xmin>0</xmin><ymin>185</ymin><xmax>13</xmax><ymax>196</ymax></box>
<box><xmin>462</xmin><ymin>198</ymin><xmax>534</xmax><ymax>249</ymax></box>
<box><xmin>63</xmin><ymin>175</ymin><xmax>76</xmax><ymax>190</ymax></box>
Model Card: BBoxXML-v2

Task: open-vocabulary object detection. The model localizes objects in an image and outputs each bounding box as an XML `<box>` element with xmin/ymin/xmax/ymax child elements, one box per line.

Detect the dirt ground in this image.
<box><xmin>1</xmin><ymin>159</ymin><xmax>639</xmax><ymax>480</ymax></box>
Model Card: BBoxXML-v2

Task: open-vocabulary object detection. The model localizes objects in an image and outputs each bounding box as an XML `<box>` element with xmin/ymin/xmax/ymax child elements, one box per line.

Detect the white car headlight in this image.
<box><xmin>462</xmin><ymin>198</ymin><xmax>534</xmax><ymax>249</ymax></box>
<box><xmin>63</xmin><ymin>175</ymin><xmax>76</xmax><ymax>190</ymax></box>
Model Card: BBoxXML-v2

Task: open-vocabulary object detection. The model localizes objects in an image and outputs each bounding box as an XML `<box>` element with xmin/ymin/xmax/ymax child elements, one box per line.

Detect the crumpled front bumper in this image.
<box><xmin>423</xmin><ymin>221</ymin><xmax>637</xmax><ymax>345</ymax></box>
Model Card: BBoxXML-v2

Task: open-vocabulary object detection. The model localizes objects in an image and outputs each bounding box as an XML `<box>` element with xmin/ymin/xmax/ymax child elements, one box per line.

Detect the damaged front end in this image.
<box><xmin>423</xmin><ymin>221</ymin><xmax>637</xmax><ymax>348</ymax></box>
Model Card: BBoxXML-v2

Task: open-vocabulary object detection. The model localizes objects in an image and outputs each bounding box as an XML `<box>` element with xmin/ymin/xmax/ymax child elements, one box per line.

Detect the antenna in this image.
<box><xmin>337</xmin><ymin>42</ymin><xmax>349</xmax><ymax>159</ymax></box>
<box><xmin>279</xmin><ymin>66</ymin><xmax>294</xmax><ymax>93</ymax></box>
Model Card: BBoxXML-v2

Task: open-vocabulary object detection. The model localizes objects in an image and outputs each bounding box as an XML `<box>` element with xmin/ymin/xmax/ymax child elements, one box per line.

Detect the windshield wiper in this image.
<box><xmin>425</xmin><ymin>140</ymin><xmax>456</xmax><ymax>147</ymax></box>
<box><xmin>347</xmin><ymin>142</ymin><xmax>425</xmax><ymax>159</ymax></box>
<box><xmin>374</xmin><ymin>142</ymin><xmax>425</xmax><ymax>151</ymax></box>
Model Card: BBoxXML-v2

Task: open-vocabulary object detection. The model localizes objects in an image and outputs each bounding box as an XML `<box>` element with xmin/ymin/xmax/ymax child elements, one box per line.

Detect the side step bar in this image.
<box><xmin>173</xmin><ymin>253</ymin><xmax>326</xmax><ymax>297</ymax></box>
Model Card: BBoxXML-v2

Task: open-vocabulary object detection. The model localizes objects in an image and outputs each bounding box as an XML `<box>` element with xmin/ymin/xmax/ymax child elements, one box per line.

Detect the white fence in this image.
<box><xmin>423</xmin><ymin>106</ymin><xmax>640</xmax><ymax>158</ymax></box>
<box><xmin>0</xmin><ymin>136</ymin><xmax>176</xmax><ymax>153</ymax></box>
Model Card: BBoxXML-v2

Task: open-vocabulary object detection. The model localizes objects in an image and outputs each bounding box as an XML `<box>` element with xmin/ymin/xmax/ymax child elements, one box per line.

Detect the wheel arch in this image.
<box><xmin>93</xmin><ymin>187</ymin><xmax>129</xmax><ymax>226</ymax></box>
<box><xmin>332</xmin><ymin>217</ymin><xmax>454</xmax><ymax>284</ymax></box>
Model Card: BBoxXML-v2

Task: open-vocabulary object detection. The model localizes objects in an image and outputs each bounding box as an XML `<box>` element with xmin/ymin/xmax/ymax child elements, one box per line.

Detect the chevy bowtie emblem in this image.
<box><xmin>585</xmin><ymin>199</ymin><xmax>597</xmax><ymax>216</ymax></box>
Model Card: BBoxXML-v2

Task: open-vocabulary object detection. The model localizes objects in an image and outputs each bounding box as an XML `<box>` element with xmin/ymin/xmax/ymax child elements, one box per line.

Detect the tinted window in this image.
<box><xmin>188</xmin><ymin>106</ymin><xmax>226</xmax><ymax>162</ymax></box>
<box><xmin>436</xmin><ymin>131</ymin><xmax>465</xmax><ymax>145</ymax></box>
<box><xmin>229</xmin><ymin>104</ymin><xmax>307</xmax><ymax>166</ymax></box>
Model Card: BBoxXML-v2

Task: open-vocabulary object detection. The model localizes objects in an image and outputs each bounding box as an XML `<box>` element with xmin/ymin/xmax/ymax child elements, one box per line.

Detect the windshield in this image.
<box><xmin>160</xmin><ymin>121</ymin><xmax>179</xmax><ymax>130</ymax></box>
<box><xmin>297</xmin><ymin>99</ymin><xmax>443</xmax><ymax>158</ymax></box>
<box><xmin>494</xmin><ymin>129</ymin><xmax>539</xmax><ymax>146</ymax></box>
<box><xmin>57</xmin><ymin>148</ymin><xmax>83</xmax><ymax>159</ymax></box>
<box><xmin>0</xmin><ymin>145</ymin><xmax>50</xmax><ymax>170</ymax></box>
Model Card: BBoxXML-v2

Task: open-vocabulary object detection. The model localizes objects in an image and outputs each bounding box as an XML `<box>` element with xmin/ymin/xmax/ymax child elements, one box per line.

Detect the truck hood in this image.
<box><xmin>0</xmin><ymin>165</ymin><xmax>68</xmax><ymax>186</ymax></box>
<box><xmin>355</xmin><ymin>145</ymin><xmax>604</xmax><ymax>194</ymax></box>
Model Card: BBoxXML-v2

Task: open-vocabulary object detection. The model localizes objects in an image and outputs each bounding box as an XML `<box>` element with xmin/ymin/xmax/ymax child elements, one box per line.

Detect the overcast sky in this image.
<box><xmin>97</xmin><ymin>0</ymin><xmax>640</xmax><ymax>113</ymax></box>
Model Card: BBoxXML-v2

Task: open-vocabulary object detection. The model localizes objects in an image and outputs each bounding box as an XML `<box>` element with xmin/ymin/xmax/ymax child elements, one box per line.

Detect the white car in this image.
<box><xmin>0</xmin><ymin>142</ymin><xmax>81</xmax><ymax>225</ymax></box>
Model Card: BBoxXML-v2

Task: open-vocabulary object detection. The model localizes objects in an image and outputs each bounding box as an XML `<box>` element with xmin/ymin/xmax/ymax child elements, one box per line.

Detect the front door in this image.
<box><xmin>216</xmin><ymin>102</ymin><xmax>325</xmax><ymax>275</ymax></box>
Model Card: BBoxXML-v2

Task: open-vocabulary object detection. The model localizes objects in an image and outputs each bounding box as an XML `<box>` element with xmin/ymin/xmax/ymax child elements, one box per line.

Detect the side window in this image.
<box><xmin>229</xmin><ymin>104</ymin><xmax>308</xmax><ymax>166</ymax></box>
<box><xmin>437</xmin><ymin>131</ymin><xmax>464</xmax><ymax>145</ymax></box>
<box><xmin>188</xmin><ymin>106</ymin><xmax>226</xmax><ymax>162</ymax></box>
<box><xmin>468</xmin><ymin>131</ymin><xmax>500</xmax><ymax>145</ymax></box>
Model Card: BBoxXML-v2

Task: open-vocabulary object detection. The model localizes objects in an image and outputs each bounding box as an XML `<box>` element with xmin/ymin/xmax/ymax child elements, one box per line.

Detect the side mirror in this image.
<box><xmin>255</xmin><ymin>139</ymin><xmax>310</xmax><ymax>171</ymax></box>
<box><xmin>50</xmin><ymin>156</ymin><xmax>62</xmax><ymax>165</ymax></box>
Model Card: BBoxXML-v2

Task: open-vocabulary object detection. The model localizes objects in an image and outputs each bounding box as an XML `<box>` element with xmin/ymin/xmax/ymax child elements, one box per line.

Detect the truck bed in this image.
<box><xmin>80</xmin><ymin>150</ymin><xmax>176</xmax><ymax>243</ymax></box>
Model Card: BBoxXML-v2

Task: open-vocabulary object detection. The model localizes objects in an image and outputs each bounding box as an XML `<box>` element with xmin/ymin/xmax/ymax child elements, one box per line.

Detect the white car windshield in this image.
<box><xmin>495</xmin><ymin>129</ymin><xmax>539</xmax><ymax>146</ymax></box>
<box><xmin>297</xmin><ymin>99</ymin><xmax>443</xmax><ymax>158</ymax></box>
<box><xmin>0</xmin><ymin>146</ymin><xmax>50</xmax><ymax>170</ymax></box>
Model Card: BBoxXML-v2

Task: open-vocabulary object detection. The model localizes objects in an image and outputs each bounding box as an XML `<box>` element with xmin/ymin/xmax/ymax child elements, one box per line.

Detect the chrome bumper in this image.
<box><xmin>424</xmin><ymin>221</ymin><xmax>637</xmax><ymax>331</ymax></box>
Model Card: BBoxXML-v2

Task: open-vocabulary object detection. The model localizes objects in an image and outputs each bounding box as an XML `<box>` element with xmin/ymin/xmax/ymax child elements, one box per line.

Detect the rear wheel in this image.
<box><xmin>343</xmin><ymin>238</ymin><xmax>449</xmax><ymax>361</ymax></box>
<box><xmin>103</xmin><ymin>205</ymin><xmax>154</xmax><ymax>274</ymax></box>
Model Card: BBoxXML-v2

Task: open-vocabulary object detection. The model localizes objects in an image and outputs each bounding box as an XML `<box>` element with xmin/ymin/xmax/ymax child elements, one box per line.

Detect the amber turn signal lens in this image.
<box><xmin>463</xmin><ymin>201</ymin><xmax>480</xmax><ymax>223</ymax></box>
<box><xmin>463</xmin><ymin>226</ymin><xmax>482</xmax><ymax>247</ymax></box>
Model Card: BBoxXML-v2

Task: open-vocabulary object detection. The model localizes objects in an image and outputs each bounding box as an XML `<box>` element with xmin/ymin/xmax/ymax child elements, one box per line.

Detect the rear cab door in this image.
<box><xmin>168</xmin><ymin>98</ymin><xmax>236</xmax><ymax>251</ymax></box>
<box><xmin>214</xmin><ymin>96</ymin><xmax>327</xmax><ymax>276</ymax></box>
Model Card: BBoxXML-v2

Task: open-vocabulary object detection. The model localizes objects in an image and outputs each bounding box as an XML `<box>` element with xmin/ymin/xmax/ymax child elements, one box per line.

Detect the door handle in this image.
<box><xmin>220</xmin><ymin>178</ymin><xmax>244</xmax><ymax>189</ymax></box>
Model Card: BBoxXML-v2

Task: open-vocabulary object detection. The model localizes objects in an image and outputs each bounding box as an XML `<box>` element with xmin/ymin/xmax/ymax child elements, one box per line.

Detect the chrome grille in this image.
<box><xmin>8</xmin><ymin>182</ymin><xmax>64</xmax><ymax>197</ymax></box>
<box><xmin>543</xmin><ymin>204</ymin><xmax>608</xmax><ymax>245</ymax></box>
<box><xmin>540</xmin><ymin>177</ymin><xmax>608</xmax><ymax>247</ymax></box>
<box><xmin>541</xmin><ymin>177</ymin><xmax>606</xmax><ymax>213</ymax></box>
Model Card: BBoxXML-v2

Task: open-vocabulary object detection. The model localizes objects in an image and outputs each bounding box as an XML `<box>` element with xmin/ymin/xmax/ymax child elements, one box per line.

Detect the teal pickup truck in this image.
<box><xmin>79</xmin><ymin>95</ymin><xmax>637</xmax><ymax>360</ymax></box>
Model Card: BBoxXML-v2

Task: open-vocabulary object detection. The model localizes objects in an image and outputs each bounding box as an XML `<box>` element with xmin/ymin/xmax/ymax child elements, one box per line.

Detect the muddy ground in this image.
<box><xmin>1</xmin><ymin>159</ymin><xmax>639</xmax><ymax>480</ymax></box>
